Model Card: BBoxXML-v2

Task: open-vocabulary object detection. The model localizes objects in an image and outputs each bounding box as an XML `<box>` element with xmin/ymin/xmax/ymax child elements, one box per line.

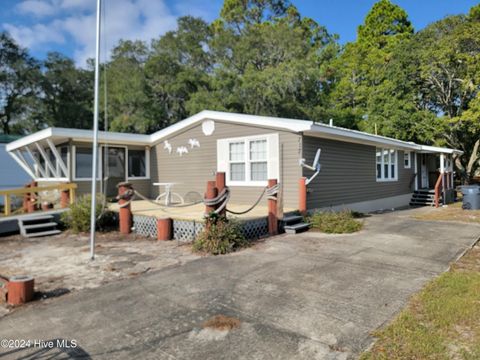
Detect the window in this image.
<box><xmin>376</xmin><ymin>147</ymin><xmax>397</xmax><ymax>181</ymax></box>
<box><xmin>228</xmin><ymin>139</ymin><xmax>268</xmax><ymax>183</ymax></box>
<box><xmin>75</xmin><ymin>147</ymin><xmax>95</xmax><ymax>179</ymax></box>
<box><xmin>404</xmin><ymin>151</ymin><xmax>411</xmax><ymax>168</ymax></box>
<box><xmin>128</xmin><ymin>149</ymin><xmax>146</xmax><ymax>178</ymax></box>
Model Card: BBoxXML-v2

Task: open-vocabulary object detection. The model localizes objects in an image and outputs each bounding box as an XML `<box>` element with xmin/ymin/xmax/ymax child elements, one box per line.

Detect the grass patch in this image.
<box><xmin>413</xmin><ymin>202</ymin><xmax>480</xmax><ymax>224</ymax></box>
<box><xmin>307</xmin><ymin>210</ymin><xmax>363</xmax><ymax>234</ymax></box>
<box><xmin>361</xmin><ymin>245</ymin><xmax>480</xmax><ymax>360</ymax></box>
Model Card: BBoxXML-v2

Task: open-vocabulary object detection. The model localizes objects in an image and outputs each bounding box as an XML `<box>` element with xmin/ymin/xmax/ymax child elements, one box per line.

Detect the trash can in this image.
<box><xmin>461</xmin><ymin>186</ymin><xmax>480</xmax><ymax>210</ymax></box>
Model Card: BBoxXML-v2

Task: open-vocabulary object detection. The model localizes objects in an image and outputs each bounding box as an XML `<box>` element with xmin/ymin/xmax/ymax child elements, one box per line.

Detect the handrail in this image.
<box><xmin>1</xmin><ymin>183</ymin><xmax>77</xmax><ymax>217</ymax></box>
<box><xmin>0</xmin><ymin>183</ymin><xmax>77</xmax><ymax>196</ymax></box>
<box><xmin>434</xmin><ymin>173</ymin><xmax>443</xmax><ymax>208</ymax></box>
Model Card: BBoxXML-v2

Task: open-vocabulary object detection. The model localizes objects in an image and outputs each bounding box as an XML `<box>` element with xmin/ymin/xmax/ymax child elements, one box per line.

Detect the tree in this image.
<box><xmin>0</xmin><ymin>32</ymin><xmax>41</xmax><ymax>134</ymax></box>
<box><xmin>329</xmin><ymin>0</ymin><xmax>414</xmax><ymax>133</ymax></box>
<box><xmin>146</xmin><ymin>16</ymin><xmax>212</xmax><ymax>128</ymax></box>
<box><xmin>188</xmin><ymin>0</ymin><xmax>339</xmax><ymax>121</ymax></box>
<box><xmin>103</xmin><ymin>40</ymin><xmax>154</xmax><ymax>133</ymax></box>
<box><xmin>39</xmin><ymin>52</ymin><xmax>93</xmax><ymax>130</ymax></box>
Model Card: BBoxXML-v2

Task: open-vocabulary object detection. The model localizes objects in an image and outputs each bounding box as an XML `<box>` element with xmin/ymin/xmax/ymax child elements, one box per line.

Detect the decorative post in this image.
<box><xmin>117</xmin><ymin>182</ymin><xmax>133</xmax><ymax>235</ymax></box>
<box><xmin>157</xmin><ymin>218</ymin><xmax>173</xmax><ymax>241</ymax></box>
<box><xmin>215</xmin><ymin>172</ymin><xmax>226</xmax><ymax>217</ymax></box>
<box><xmin>22</xmin><ymin>183</ymin><xmax>30</xmax><ymax>213</ymax></box>
<box><xmin>27</xmin><ymin>181</ymin><xmax>37</xmax><ymax>213</ymax></box>
<box><xmin>7</xmin><ymin>275</ymin><xmax>34</xmax><ymax>306</ymax></box>
<box><xmin>60</xmin><ymin>183</ymin><xmax>70</xmax><ymax>208</ymax></box>
<box><xmin>205</xmin><ymin>180</ymin><xmax>218</xmax><ymax>214</ymax></box>
<box><xmin>299</xmin><ymin>177</ymin><xmax>307</xmax><ymax>215</ymax></box>
<box><xmin>268</xmin><ymin>179</ymin><xmax>278</xmax><ymax>236</ymax></box>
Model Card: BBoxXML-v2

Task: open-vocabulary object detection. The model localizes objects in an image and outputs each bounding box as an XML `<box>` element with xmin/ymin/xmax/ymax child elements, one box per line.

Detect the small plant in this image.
<box><xmin>61</xmin><ymin>194</ymin><xmax>116</xmax><ymax>233</ymax></box>
<box><xmin>193</xmin><ymin>213</ymin><xmax>248</xmax><ymax>255</ymax></box>
<box><xmin>307</xmin><ymin>209</ymin><xmax>363</xmax><ymax>234</ymax></box>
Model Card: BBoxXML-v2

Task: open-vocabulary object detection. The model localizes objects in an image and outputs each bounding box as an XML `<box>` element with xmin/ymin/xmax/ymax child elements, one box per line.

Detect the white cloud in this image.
<box><xmin>3</xmin><ymin>22</ymin><xmax>65</xmax><ymax>49</ymax></box>
<box><xmin>16</xmin><ymin>0</ymin><xmax>57</xmax><ymax>17</ymax></box>
<box><xmin>3</xmin><ymin>0</ymin><xmax>217</xmax><ymax>67</ymax></box>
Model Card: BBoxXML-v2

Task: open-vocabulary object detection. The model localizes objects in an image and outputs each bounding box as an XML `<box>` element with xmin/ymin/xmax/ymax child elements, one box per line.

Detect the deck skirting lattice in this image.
<box><xmin>132</xmin><ymin>214</ymin><xmax>269</xmax><ymax>242</ymax></box>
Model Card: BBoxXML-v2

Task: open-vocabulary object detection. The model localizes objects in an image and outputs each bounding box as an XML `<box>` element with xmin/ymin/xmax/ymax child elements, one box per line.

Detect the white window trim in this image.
<box><xmin>127</xmin><ymin>147</ymin><xmax>150</xmax><ymax>180</ymax></box>
<box><xmin>376</xmin><ymin>148</ymin><xmax>398</xmax><ymax>182</ymax></box>
<box><xmin>404</xmin><ymin>151</ymin><xmax>411</xmax><ymax>169</ymax></box>
<box><xmin>218</xmin><ymin>133</ymin><xmax>279</xmax><ymax>187</ymax></box>
<box><xmin>73</xmin><ymin>145</ymin><xmax>150</xmax><ymax>182</ymax></box>
<box><xmin>72</xmin><ymin>145</ymin><xmax>102</xmax><ymax>182</ymax></box>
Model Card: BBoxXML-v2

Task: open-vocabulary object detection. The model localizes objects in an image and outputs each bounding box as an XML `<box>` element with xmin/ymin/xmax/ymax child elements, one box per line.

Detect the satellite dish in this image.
<box><xmin>300</xmin><ymin>149</ymin><xmax>322</xmax><ymax>185</ymax></box>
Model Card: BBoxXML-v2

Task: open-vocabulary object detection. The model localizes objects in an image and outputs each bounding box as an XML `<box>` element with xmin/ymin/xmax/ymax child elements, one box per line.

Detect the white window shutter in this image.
<box><xmin>267</xmin><ymin>133</ymin><xmax>279</xmax><ymax>180</ymax></box>
<box><xmin>217</xmin><ymin>139</ymin><xmax>229</xmax><ymax>172</ymax></box>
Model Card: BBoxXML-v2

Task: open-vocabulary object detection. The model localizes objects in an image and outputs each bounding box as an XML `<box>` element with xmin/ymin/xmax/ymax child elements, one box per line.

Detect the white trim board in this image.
<box><xmin>6</xmin><ymin>110</ymin><xmax>462</xmax><ymax>156</ymax></box>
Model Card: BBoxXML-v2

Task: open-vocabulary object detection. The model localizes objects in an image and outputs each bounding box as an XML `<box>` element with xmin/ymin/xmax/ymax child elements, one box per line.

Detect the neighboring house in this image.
<box><xmin>5</xmin><ymin>111</ymin><xmax>461</xmax><ymax>212</ymax></box>
<box><xmin>0</xmin><ymin>134</ymin><xmax>30</xmax><ymax>191</ymax></box>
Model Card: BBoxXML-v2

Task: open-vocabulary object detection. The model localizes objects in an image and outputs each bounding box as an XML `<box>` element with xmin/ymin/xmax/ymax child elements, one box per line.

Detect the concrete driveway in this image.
<box><xmin>0</xmin><ymin>209</ymin><xmax>479</xmax><ymax>359</ymax></box>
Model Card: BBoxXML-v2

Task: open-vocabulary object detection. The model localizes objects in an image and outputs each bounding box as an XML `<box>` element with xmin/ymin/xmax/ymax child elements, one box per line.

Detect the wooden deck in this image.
<box><xmin>110</xmin><ymin>200</ymin><xmax>294</xmax><ymax>221</ymax></box>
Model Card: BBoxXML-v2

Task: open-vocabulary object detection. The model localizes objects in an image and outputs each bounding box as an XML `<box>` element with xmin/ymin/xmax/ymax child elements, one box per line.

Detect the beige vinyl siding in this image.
<box><xmin>302</xmin><ymin>136</ymin><xmax>415</xmax><ymax>209</ymax></box>
<box><xmin>151</xmin><ymin>121</ymin><xmax>301</xmax><ymax>209</ymax></box>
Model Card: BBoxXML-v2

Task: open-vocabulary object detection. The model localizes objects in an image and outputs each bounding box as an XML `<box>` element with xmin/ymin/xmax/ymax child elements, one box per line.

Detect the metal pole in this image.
<box><xmin>89</xmin><ymin>0</ymin><xmax>102</xmax><ymax>260</ymax></box>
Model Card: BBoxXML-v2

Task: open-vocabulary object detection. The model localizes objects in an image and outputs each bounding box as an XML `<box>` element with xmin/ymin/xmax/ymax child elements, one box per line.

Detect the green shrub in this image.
<box><xmin>61</xmin><ymin>194</ymin><xmax>116</xmax><ymax>233</ymax></box>
<box><xmin>193</xmin><ymin>213</ymin><xmax>248</xmax><ymax>255</ymax></box>
<box><xmin>307</xmin><ymin>209</ymin><xmax>363</xmax><ymax>234</ymax></box>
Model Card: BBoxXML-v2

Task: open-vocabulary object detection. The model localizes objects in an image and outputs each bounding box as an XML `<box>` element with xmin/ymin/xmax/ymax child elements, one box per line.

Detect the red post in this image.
<box><xmin>299</xmin><ymin>177</ymin><xmax>307</xmax><ymax>215</ymax></box>
<box><xmin>157</xmin><ymin>218</ymin><xmax>173</xmax><ymax>241</ymax></box>
<box><xmin>268</xmin><ymin>179</ymin><xmax>278</xmax><ymax>236</ymax></box>
<box><xmin>118</xmin><ymin>183</ymin><xmax>133</xmax><ymax>234</ymax></box>
<box><xmin>27</xmin><ymin>181</ymin><xmax>37</xmax><ymax>213</ymax></box>
<box><xmin>205</xmin><ymin>180</ymin><xmax>218</xmax><ymax>214</ymax></box>
<box><xmin>215</xmin><ymin>172</ymin><xmax>226</xmax><ymax>217</ymax></box>
<box><xmin>7</xmin><ymin>276</ymin><xmax>34</xmax><ymax>306</ymax></box>
<box><xmin>22</xmin><ymin>183</ymin><xmax>30</xmax><ymax>213</ymax></box>
<box><xmin>60</xmin><ymin>184</ymin><xmax>70</xmax><ymax>208</ymax></box>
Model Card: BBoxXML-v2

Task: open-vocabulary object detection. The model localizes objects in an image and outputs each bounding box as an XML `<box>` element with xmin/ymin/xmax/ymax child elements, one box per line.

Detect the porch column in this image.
<box><xmin>440</xmin><ymin>153</ymin><xmax>446</xmax><ymax>205</ymax></box>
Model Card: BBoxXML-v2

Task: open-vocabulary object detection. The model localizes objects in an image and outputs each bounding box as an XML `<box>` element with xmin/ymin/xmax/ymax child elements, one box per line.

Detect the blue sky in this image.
<box><xmin>1</xmin><ymin>0</ymin><xmax>478</xmax><ymax>66</ymax></box>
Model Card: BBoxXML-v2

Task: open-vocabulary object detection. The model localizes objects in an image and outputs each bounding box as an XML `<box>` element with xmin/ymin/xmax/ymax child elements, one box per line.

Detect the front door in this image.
<box><xmin>102</xmin><ymin>146</ymin><xmax>126</xmax><ymax>197</ymax></box>
<box><xmin>421</xmin><ymin>154</ymin><xmax>429</xmax><ymax>188</ymax></box>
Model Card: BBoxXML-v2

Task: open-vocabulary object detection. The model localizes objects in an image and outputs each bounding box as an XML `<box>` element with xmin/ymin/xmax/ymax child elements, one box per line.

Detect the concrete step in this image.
<box><xmin>23</xmin><ymin>229</ymin><xmax>61</xmax><ymax>238</ymax></box>
<box><xmin>23</xmin><ymin>222</ymin><xmax>58</xmax><ymax>230</ymax></box>
<box><xmin>415</xmin><ymin>190</ymin><xmax>435</xmax><ymax>195</ymax></box>
<box><xmin>20</xmin><ymin>215</ymin><xmax>55</xmax><ymax>223</ymax></box>
<box><xmin>282</xmin><ymin>215</ymin><xmax>303</xmax><ymax>224</ymax></box>
<box><xmin>410</xmin><ymin>201</ymin><xmax>435</xmax><ymax>206</ymax></box>
<box><xmin>284</xmin><ymin>222</ymin><xmax>310</xmax><ymax>234</ymax></box>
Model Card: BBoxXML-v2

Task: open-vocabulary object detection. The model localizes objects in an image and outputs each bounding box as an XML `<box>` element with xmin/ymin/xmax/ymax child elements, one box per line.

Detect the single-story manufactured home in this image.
<box><xmin>6</xmin><ymin>110</ymin><xmax>461</xmax><ymax>213</ymax></box>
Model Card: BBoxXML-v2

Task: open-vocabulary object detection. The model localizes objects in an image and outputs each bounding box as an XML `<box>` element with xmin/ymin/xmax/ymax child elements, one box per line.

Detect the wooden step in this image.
<box><xmin>282</xmin><ymin>215</ymin><xmax>303</xmax><ymax>224</ymax></box>
<box><xmin>284</xmin><ymin>222</ymin><xmax>310</xmax><ymax>234</ymax></box>
<box><xmin>23</xmin><ymin>229</ymin><xmax>61</xmax><ymax>238</ymax></box>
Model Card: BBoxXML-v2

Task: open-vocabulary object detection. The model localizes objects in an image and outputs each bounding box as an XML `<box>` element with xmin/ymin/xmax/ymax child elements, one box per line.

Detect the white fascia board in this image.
<box><xmin>305</xmin><ymin>124</ymin><xmax>421</xmax><ymax>151</ymax></box>
<box><xmin>149</xmin><ymin>110</ymin><xmax>312</xmax><ymax>144</ymax></box>
<box><xmin>6</xmin><ymin>128</ymin><xmax>53</xmax><ymax>152</ymax></box>
<box><xmin>6</xmin><ymin>128</ymin><xmax>150</xmax><ymax>152</ymax></box>
<box><xmin>419</xmin><ymin>145</ymin><xmax>463</xmax><ymax>155</ymax></box>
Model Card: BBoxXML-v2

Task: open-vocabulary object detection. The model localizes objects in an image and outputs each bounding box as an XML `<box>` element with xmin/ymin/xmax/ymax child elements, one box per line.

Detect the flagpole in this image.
<box><xmin>90</xmin><ymin>0</ymin><xmax>102</xmax><ymax>260</ymax></box>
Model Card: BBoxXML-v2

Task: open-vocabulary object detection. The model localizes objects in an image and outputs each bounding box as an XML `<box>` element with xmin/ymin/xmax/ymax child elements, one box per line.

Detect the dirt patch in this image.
<box><xmin>412</xmin><ymin>202</ymin><xmax>480</xmax><ymax>224</ymax></box>
<box><xmin>202</xmin><ymin>315</ymin><xmax>241</xmax><ymax>331</ymax></box>
<box><xmin>0</xmin><ymin>230</ymin><xmax>200</xmax><ymax>317</ymax></box>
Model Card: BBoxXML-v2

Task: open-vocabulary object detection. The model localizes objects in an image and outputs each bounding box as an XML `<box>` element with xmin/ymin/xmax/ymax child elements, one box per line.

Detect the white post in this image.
<box><xmin>89</xmin><ymin>0</ymin><xmax>102</xmax><ymax>261</ymax></box>
<box><xmin>413</xmin><ymin>152</ymin><xmax>418</xmax><ymax>191</ymax></box>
